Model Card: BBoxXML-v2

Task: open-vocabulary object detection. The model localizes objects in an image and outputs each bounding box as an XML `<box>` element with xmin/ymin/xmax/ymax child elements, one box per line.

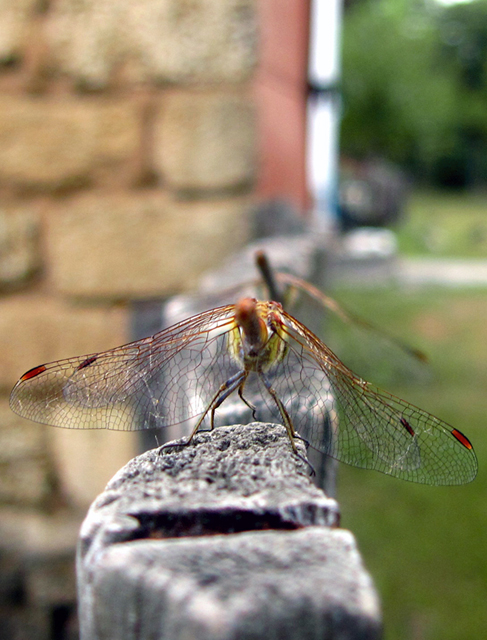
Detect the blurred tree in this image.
<box><xmin>435</xmin><ymin>0</ymin><xmax>487</xmax><ymax>186</ymax></box>
<box><xmin>341</xmin><ymin>0</ymin><xmax>487</xmax><ymax>187</ymax></box>
<box><xmin>437</xmin><ymin>1</ymin><xmax>487</xmax><ymax>91</ymax></box>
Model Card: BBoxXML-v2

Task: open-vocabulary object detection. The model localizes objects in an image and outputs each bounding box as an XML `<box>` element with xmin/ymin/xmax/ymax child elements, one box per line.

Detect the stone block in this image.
<box><xmin>77</xmin><ymin>425</ymin><xmax>381</xmax><ymax>640</ymax></box>
<box><xmin>0</xmin><ymin>457</ymin><xmax>50</xmax><ymax>506</ymax></box>
<box><xmin>154</xmin><ymin>91</ymin><xmax>255</xmax><ymax>191</ymax></box>
<box><xmin>0</xmin><ymin>294</ymin><xmax>128</xmax><ymax>390</ymax></box>
<box><xmin>0</xmin><ymin>507</ymin><xmax>81</xmax><ymax>555</ymax></box>
<box><xmin>0</xmin><ymin>294</ymin><xmax>136</xmax><ymax>508</ymax></box>
<box><xmin>48</xmin><ymin>428</ymin><xmax>138</xmax><ymax>510</ymax></box>
<box><xmin>0</xmin><ymin>508</ymin><xmax>80</xmax><ymax>634</ymax></box>
<box><xmin>0</xmin><ymin>96</ymin><xmax>140</xmax><ymax>189</ymax></box>
<box><xmin>47</xmin><ymin>0</ymin><xmax>256</xmax><ymax>87</ymax></box>
<box><xmin>0</xmin><ymin>606</ymin><xmax>51</xmax><ymax>640</ymax></box>
<box><xmin>0</xmin><ymin>0</ymin><xmax>38</xmax><ymax>62</ymax></box>
<box><xmin>0</xmin><ymin>202</ymin><xmax>41</xmax><ymax>288</ymax></box>
<box><xmin>0</xmin><ymin>397</ymin><xmax>52</xmax><ymax>508</ymax></box>
<box><xmin>0</xmin><ymin>397</ymin><xmax>47</xmax><ymax>461</ymax></box>
<box><xmin>25</xmin><ymin>554</ymin><xmax>77</xmax><ymax>606</ymax></box>
<box><xmin>47</xmin><ymin>191</ymin><xmax>251</xmax><ymax>298</ymax></box>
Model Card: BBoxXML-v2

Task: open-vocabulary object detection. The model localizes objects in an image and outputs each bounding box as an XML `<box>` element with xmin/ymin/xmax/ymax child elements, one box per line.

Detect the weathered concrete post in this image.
<box><xmin>77</xmin><ymin>422</ymin><xmax>382</xmax><ymax>640</ymax></box>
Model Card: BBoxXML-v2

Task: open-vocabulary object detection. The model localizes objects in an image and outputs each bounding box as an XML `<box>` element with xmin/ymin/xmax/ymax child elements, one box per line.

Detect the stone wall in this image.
<box><xmin>0</xmin><ymin>1</ymin><xmax>257</xmax><ymax>637</ymax></box>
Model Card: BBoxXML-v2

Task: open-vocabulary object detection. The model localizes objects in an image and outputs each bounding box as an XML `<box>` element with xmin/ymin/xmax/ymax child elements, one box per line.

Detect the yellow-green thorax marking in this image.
<box><xmin>228</xmin><ymin>298</ymin><xmax>289</xmax><ymax>373</ymax></box>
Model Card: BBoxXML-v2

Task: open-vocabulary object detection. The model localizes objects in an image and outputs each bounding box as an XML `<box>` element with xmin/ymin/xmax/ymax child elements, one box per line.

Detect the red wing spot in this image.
<box><xmin>21</xmin><ymin>365</ymin><xmax>47</xmax><ymax>381</ymax></box>
<box><xmin>452</xmin><ymin>428</ymin><xmax>473</xmax><ymax>450</ymax></box>
<box><xmin>77</xmin><ymin>356</ymin><xmax>98</xmax><ymax>371</ymax></box>
<box><xmin>400</xmin><ymin>417</ymin><xmax>415</xmax><ymax>437</ymax></box>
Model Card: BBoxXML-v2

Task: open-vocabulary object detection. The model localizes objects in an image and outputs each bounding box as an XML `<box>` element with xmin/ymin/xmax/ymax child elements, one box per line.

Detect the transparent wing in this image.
<box><xmin>10</xmin><ymin>298</ymin><xmax>477</xmax><ymax>485</ymax></box>
<box><xmin>9</xmin><ymin>304</ymin><xmax>240</xmax><ymax>432</ymax></box>
<box><xmin>273</xmin><ymin>310</ymin><xmax>477</xmax><ymax>485</ymax></box>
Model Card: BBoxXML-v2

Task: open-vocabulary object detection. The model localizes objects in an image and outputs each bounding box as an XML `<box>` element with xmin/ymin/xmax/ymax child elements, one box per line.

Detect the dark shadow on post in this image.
<box><xmin>77</xmin><ymin>422</ymin><xmax>382</xmax><ymax>640</ymax></box>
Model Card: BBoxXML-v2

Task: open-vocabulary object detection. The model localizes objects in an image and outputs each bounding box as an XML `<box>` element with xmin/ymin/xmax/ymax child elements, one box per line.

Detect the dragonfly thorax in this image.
<box><xmin>231</xmin><ymin>298</ymin><xmax>289</xmax><ymax>372</ymax></box>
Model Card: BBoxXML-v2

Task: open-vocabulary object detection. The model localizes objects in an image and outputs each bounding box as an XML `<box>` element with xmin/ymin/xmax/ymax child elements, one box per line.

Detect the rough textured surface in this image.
<box><xmin>0</xmin><ymin>0</ymin><xmax>38</xmax><ymax>62</ymax></box>
<box><xmin>0</xmin><ymin>96</ymin><xmax>140</xmax><ymax>189</ymax></box>
<box><xmin>154</xmin><ymin>91</ymin><xmax>255</xmax><ymax>191</ymax></box>
<box><xmin>80</xmin><ymin>423</ymin><xmax>339</xmax><ymax>550</ymax></box>
<box><xmin>48</xmin><ymin>192</ymin><xmax>251</xmax><ymax>298</ymax></box>
<box><xmin>49</xmin><ymin>428</ymin><xmax>139</xmax><ymax>511</ymax></box>
<box><xmin>47</xmin><ymin>0</ymin><xmax>256</xmax><ymax>86</ymax></box>
<box><xmin>0</xmin><ymin>398</ymin><xmax>46</xmax><ymax>462</ymax></box>
<box><xmin>0</xmin><ymin>202</ymin><xmax>40</xmax><ymax>288</ymax></box>
<box><xmin>78</xmin><ymin>423</ymin><xmax>381</xmax><ymax>640</ymax></box>
<box><xmin>88</xmin><ymin>528</ymin><xmax>380</xmax><ymax>640</ymax></box>
<box><xmin>0</xmin><ymin>294</ymin><xmax>128</xmax><ymax>389</ymax></box>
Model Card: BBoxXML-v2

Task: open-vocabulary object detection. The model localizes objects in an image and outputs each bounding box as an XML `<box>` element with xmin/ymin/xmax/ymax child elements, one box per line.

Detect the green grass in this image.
<box><xmin>397</xmin><ymin>190</ymin><xmax>487</xmax><ymax>257</ymax></box>
<box><xmin>327</xmin><ymin>286</ymin><xmax>487</xmax><ymax>640</ymax></box>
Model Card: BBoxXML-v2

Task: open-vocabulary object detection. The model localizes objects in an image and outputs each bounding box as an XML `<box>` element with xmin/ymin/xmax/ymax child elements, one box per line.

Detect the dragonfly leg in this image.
<box><xmin>209</xmin><ymin>370</ymin><xmax>248</xmax><ymax>429</ymax></box>
<box><xmin>259</xmin><ymin>372</ymin><xmax>298</xmax><ymax>453</ymax></box>
<box><xmin>237</xmin><ymin>377</ymin><xmax>257</xmax><ymax>420</ymax></box>
<box><xmin>259</xmin><ymin>372</ymin><xmax>315</xmax><ymax>475</ymax></box>
<box><xmin>294</xmin><ymin>433</ymin><xmax>311</xmax><ymax>447</ymax></box>
<box><xmin>189</xmin><ymin>369</ymin><xmax>246</xmax><ymax>436</ymax></box>
<box><xmin>159</xmin><ymin>370</ymin><xmax>247</xmax><ymax>455</ymax></box>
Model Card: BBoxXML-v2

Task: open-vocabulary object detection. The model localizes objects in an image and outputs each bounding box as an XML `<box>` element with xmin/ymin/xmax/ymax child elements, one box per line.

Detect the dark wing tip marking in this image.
<box><xmin>77</xmin><ymin>355</ymin><xmax>98</xmax><ymax>371</ymax></box>
<box><xmin>400</xmin><ymin>416</ymin><xmax>415</xmax><ymax>437</ymax></box>
<box><xmin>451</xmin><ymin>428</ymin><xmax>474</xmax><ymax>451</ymax></box>
<box><xmin>20</xmin><ymin>364</ymin><xmax>47</xmax><ymax>381</ymax></box>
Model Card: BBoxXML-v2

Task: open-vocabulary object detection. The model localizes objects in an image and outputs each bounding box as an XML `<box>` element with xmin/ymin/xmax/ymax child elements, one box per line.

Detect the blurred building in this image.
<box><xmin>0</xmin><ymin>1</ymin><xmax>317</xmax><ymax>638</ymax></box>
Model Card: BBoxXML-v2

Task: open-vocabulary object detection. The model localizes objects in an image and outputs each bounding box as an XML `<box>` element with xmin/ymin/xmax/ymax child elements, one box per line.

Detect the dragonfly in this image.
<box><xmin>206</xmin><ymin>249</ymin><xmax>430</xmax><ymax>382</ymax></box>
<box><xmin>9</xmin><ymin>297</ymin><xmax>477</xmax><ymax>485</ymax></box>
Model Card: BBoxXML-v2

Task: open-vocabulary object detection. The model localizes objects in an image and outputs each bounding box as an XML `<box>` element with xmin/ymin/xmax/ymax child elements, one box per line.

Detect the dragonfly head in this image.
<box><xmin>235</xmin><ymin>298</ymin><xmax>269</xmax><ymax>353</ymax></box>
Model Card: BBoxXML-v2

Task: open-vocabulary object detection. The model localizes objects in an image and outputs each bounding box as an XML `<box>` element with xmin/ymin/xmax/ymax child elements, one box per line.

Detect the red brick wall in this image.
<box><xmin>254</xmin><ymin>0</ymin><xmax>310</xmax><ymax>213</ymax></box>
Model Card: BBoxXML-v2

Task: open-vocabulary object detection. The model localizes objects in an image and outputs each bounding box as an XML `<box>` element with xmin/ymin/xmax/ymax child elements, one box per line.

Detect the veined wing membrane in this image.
<box><xmin>10</xmin><ymin>297</ymin><xmax>477</xmax><ymax>485</ymax></box>
<box><xmin>10</xmin><ymin>305</ymin><xmax>239</xmax><ymax>431</ymax></box>
<box><xmin>278</xmin><ymin>310</ymin><xmax>477</xmax><ymax>485</ymax></box>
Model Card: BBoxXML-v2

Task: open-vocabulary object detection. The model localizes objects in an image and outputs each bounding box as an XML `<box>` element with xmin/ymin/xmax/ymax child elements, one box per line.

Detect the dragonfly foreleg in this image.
<box><xmin>237</xmin><ymin>378</ymin><xmax>257</xmax><ymax>420</ymax></box>
<box><xmin>159</xmin><ymin>370</ymin><xmax>248</xmax><ymax>455</ymax></box>
<box><xmin>294</xmin><ymin>433</ymin><xmax>310</xmax><ymax>447</ymax></box>
<box><xmin>209</xmin><ymin>370</ymin><xmax>248</xmax><ymax>429</ymax></box>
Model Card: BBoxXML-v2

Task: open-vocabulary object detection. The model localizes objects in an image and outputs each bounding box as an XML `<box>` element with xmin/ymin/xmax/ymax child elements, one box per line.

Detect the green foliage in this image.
<box><xmin>332</xmin><ymin>284</ymin><xmax>487</xmax><ymax>640</ymax></box>
<box><xmin>437</xmin><ymin>0</ymin><xmax>487</xmax><ymax>93</ymax></box>
<box><xmin>397</xmin><ymin>189</ymin><xmax>487</xmax><ymax>257</ymax></box>
<box><xmin>341</xmin><ymin>0</ymin><xmax>487</xmax><ymax>185</ymax></box>
<box><xmin>328</xmin><ymin>190</ymin><xmax>487</xmax><ymax>637</ymax></box>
